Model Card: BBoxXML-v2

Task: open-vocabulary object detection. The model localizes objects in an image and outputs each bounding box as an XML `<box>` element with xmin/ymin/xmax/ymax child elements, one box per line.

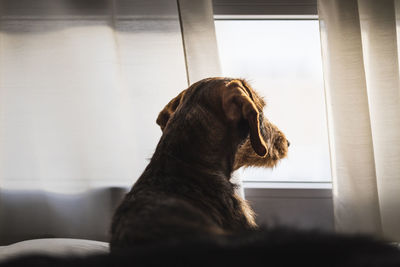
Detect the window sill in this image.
<box><xmin>214</xmin><ymin>15</ymin><xmax>318</xmax><ymax>20</ymax></box>
<box><xmin>243</xmin><ymin>181</ymin><xmax>332</xmax><ymax>189</ymax></box>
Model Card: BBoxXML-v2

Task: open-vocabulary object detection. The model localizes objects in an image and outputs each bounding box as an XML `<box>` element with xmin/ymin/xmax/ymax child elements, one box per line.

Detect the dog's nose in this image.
<box><xmin>287</xmin><ymin>140</ymin><xmax>290</xmax><ymax>147</ymax></box>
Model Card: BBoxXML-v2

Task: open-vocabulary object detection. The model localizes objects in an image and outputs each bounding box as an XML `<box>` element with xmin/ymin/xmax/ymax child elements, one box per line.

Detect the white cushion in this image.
<box><xmin>0</xmin><ymin>238</ymin><xmax>109</xmax><ymax>262</ymax></box>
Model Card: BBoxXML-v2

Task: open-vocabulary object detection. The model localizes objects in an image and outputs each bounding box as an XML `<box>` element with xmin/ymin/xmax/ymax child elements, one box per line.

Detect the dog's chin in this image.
<box><xmin>233</xmin><ymin>138</ymin><xmax>288</xmax><ymax>170</ymax></box>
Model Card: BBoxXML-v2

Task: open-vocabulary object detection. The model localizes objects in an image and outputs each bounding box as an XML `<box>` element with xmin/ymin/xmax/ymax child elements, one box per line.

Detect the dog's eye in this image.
<box><xmin>258</xmin><ymin>114</ymin><xmax>265</xmax><ymax>128</ymax></box>
<box><xmin>258</xmin><ymin>117</ymin><xmax>269</xmax><ymax>139</ymax></box>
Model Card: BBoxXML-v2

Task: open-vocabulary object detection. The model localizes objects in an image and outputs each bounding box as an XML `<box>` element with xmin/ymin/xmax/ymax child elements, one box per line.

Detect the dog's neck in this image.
<box><xmin>147</xmin><ymin>106</ymin><xmax>243</xmax><ymax>180</ymax></box>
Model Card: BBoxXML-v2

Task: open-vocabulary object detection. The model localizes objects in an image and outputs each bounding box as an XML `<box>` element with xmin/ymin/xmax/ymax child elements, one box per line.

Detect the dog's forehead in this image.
<box><xmin>226</xmin><ymin>79</ymin><xmax>266</xmax><ymax>110</ymax></box>
<box><xmin>182</xmin><ymin>77</ymin><xmax>266</xmax><ymax>111</ymax></box>
<box><xmin>182</xmin><ymin>77</ymin><xmax>226</xmax><ymax>99</ymax></box>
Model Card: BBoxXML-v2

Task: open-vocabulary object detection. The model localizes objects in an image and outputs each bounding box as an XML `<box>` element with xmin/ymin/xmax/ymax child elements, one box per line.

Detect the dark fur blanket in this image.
<box><xmin>2</xmin><ymin>228</ymin><xmax>400</xmax><ymax>267</ymax></box>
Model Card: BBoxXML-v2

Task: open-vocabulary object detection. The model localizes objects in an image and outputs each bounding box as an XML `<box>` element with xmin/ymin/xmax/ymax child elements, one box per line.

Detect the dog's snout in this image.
<box><xmin>287</xmin><ymin>140</ymin><xmax>290</xmax><ymax>147</ymax></box>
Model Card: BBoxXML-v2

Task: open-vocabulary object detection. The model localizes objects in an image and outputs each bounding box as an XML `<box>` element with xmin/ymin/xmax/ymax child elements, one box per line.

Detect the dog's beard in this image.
<box><xmin>233</xmin><ymin>122</ymin><xmax>288</xmax><ymax>170</ymax></box>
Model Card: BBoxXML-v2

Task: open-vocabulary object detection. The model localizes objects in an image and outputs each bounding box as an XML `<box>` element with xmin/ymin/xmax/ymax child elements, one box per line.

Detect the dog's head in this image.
<box><xmin>156</xmin><ymin>77</ymin><xmax>289</xmax><ymax>170</ymax></box>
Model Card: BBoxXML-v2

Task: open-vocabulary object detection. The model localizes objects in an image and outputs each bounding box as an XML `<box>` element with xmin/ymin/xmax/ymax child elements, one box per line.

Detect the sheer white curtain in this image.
<box><xmin>0</xmin><ymin>0</ymin><xmax>188</xmax><ymax>192</ymax></box>
<box><xmin>0</xmin><ymin>0</ymin><xmax>221</xmax><ymax>192</ymax></box>
<box><xmin>0</xmin><ymin>0</ymin><xmax>220</xmax><ymax>244</ymax></box>
<box><xmin>318</xmin><ymin>0</ymin><xmax>400</xmax><ymax>241</ymax></box>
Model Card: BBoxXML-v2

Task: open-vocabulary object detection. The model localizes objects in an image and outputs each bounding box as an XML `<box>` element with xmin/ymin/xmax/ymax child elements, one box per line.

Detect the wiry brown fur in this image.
<box><xmin>110</xmin><ymin>77</ymin><xmax>289</xmax><ymax>250</ymax></box>
<box><xmin>234</xmin><ymin>120</ymin><xmax>289</xmax><ymax>170</ymax></box>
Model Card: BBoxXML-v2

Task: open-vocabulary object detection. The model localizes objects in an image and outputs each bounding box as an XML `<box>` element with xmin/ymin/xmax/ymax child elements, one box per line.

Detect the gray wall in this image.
<box><xmin>0</xmin><ymin>187</ymin><xmax>334</xmax><ymax>245</ymax></box>
<box><xmin>245</xmin><ymin>188</ymin><xmax>334</xmax><ymax>231</ymax></box>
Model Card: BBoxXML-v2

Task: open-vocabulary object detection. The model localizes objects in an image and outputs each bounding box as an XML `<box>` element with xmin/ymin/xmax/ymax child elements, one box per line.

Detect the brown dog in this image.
<box><xmin>110</xmin><ymin>78</ymin><xmax>289</xmax><ymax>250</ymax></box>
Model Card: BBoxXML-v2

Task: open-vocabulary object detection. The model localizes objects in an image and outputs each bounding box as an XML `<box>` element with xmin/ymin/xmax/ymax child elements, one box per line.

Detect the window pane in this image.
<box><xmin>215</xmin><ymin>20</ymin><xmax>331</xmax><ymax>182</ymax></box>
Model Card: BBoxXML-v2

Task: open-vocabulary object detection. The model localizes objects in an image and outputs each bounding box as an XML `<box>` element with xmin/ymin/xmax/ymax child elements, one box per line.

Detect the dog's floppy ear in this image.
<box><xmin>222</xmin><ymin>81</ymin><xmax>267</xmax><ymax>157</ymax></box>
<box><xmin>156</xmin><ymin>90</ymin><xmax>186</xmax><ymax>131</ymax></box>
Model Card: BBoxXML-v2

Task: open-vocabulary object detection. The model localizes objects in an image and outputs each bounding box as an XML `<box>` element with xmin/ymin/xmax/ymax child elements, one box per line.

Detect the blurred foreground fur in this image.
<box><xmin>2</xmin><ymin>227</ymin><xmax>400</xmax><ymax>267</ymax></box>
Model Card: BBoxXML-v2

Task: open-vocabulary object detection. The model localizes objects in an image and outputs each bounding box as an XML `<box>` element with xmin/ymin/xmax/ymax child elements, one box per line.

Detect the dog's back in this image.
<box><xmin>110</xmin><ymin>185</ymin><xmax>228</xmax><ymax>248</ymax></box>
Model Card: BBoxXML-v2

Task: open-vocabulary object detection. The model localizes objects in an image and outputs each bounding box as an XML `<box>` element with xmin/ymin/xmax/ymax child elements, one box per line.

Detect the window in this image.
<box><xmin>214</xmin><ymin>18</ymin><xmax>331</xmax><ymax>186</ymax></box>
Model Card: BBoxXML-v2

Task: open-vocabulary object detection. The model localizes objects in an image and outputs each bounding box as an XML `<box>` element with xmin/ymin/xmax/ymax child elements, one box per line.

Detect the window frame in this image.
<box><xmin>212</xmin><ymin>0</ymin><xmax>317</xmax><ymax>17</ymax></box>
<box><xmin>212</xmin><ymin>2</ymin><xmax>332</xmax><ymax>190</ymax></box>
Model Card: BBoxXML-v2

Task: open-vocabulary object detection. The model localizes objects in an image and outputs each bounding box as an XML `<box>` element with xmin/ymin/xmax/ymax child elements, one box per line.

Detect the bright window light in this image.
<box><xmin>215</xmin><ymin>19</ymin><xmax>331</xmax><ymax>183</ymax></box>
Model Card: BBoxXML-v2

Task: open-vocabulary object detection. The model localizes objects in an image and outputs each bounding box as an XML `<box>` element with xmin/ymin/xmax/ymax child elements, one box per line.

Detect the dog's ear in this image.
<box><xmin>156</xmin><ymin>90</ymin><xmax>186</xmax><ymax>131</ymax></box>
<box><xmin>222</xmin><ymin>81</ymin><xmax>267</xmax><ymax>157</ymax></box>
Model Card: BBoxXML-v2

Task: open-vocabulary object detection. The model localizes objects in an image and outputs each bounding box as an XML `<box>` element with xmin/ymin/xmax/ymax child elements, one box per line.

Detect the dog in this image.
<box><xmin>110</xmin><ymin>77</ymin><xmax>289</xmax><ymax>249</ymax></box>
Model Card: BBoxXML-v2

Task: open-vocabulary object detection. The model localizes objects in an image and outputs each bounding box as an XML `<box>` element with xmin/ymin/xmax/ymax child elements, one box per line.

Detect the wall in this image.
<box><xmin>0</xmin><ymin>187</ymin><xmax>334</xmax><ymax>245</ymax></box>
<box><xmin>245</xmin><ymin>188</ymin><xmax>334</xmax><ymax>231</ymax></box>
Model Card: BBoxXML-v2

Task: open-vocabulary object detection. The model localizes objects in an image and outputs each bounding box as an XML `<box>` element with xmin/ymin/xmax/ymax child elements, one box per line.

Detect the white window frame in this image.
<box><xmin>212</xmin><ymin>1</ymin><xmax>332</xmax><ymax>190</ymax></box>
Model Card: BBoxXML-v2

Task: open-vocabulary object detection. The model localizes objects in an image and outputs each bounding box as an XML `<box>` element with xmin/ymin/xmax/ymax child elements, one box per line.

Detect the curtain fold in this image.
<box><xmin>318</xmin><ymin>0</ymin><xmax>400</xmax><ymax>241</ymax></box>
<box><xmin>177</xmin><ymin>0</ymin><xmax>221</xmax><ymax>84</ymax></box>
